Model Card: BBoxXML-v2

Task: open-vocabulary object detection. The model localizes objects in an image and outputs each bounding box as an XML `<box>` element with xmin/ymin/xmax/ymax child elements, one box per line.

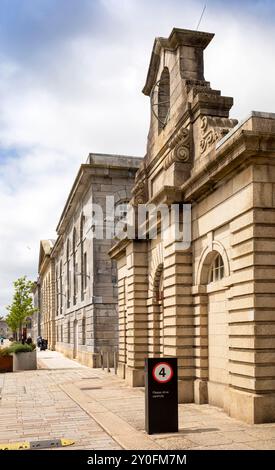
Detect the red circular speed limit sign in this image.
<box><xmin>152</xmin><ymin>362</ymin><xmax>174</xmax><ymax>384</ymax></box>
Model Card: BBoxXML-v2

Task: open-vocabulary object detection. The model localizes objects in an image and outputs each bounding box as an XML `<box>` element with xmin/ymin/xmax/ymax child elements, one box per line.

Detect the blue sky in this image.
<box><xmin>0</xmin><ymin>0</ymin><xmax>275</xmax><ymax>313</ymax></box>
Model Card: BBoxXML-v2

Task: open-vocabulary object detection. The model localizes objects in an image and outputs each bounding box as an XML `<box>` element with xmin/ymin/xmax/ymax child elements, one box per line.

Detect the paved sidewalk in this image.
<box><xmin>1</xmin><ymin>350</ymin><xmax>275</xmax><ymax>450</ymax></box>
<box><xmin>0</xmin><ymin>351</ymin><xmax>121</xmax><ymax>450</ymax></box>
<box><xmin>38</xmin><ymin>351</ymin><xmax>275</xmax><ymax>450</ymax></box>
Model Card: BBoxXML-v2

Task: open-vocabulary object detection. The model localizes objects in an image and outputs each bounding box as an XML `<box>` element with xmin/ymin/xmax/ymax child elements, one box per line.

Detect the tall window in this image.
<box><xmin>66</xmin><ymin>239</ymin><xmax>70</xmax><ymax>309</ymax></box>
<box><xmin>67</xmin><ymin>321</ymin><xmax>70</xmax><ymax>343</ymax></box>
<box><xmin>158</xmin><ymin>67</ymin><xmax>170</xmax><ymax>132</ymax></box>
<box><xmin>209</xmin><ymin>254</ymin><xmax>224</xmax><ymax>282</ymax></box>
<box><xmin>60</xmin><ymin>260</ymin><xmax>63</xmax><ymax>314</ymax></box>
<box><xmin>56</xmin><ymin>266</ymin><xmax>59</xmax><ymax>316</ymax></box>
<box><xmin>80</xmin><ymin>215</ymin><xmax>85</xmax><ymax>301</ymax></box>
<box><xmin>73</xmin><ymin>228</ymin><xmax>77</xmax><ymax>305</ymax></box>
<box><xmin>83</xmin><ymin>253</ymin><xmax>87</xmax><ymax>290</ymax></box>
<box><xmin>82</xmin><ymin>317</ymin><xmax>86</xmax><ymax>345</ymax></box>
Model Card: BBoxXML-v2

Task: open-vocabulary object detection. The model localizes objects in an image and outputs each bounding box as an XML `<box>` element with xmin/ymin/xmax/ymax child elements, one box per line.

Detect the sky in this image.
<box><xmin>0</xmin><ymin>0</ymin><xmax>275</xmax><ymax>313</ymax></box>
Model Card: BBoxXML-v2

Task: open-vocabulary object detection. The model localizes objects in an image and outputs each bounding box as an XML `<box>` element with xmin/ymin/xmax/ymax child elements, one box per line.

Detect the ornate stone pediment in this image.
<box><xmin>200</xmin><ymin>116</ymin><xmax>238</xmax><ymax>155</ymax></box>
<box><xmin>164</xmin><ymin>127</ymin><xmax>190</xmax><ymax>169</ymax></box>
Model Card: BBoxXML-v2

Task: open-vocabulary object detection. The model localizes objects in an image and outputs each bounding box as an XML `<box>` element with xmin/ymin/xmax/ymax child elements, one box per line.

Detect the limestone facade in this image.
<box><xmin>31</xmin><ymin>280</ymin><xmax>41</xmax><ymax>340</ymax></box>
<box><xmin>52</xmin><ymin>153</ymin><xmax>141</xmax><ymax>367</ymax></box>
<box><xmin>38</xmin><ymin>240</ymin><xmax>56</xmax><ymax>349</ymax></box>
<box><xmin>110</xmin><ymin>28</ymin><xmax>275</xmax><ymax>423</ymax></box>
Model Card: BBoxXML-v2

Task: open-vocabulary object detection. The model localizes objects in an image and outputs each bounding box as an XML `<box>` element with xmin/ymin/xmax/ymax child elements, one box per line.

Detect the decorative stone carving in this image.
<box><xmin>200</xmin><ymin>116</ymin><xmax>238</xmax><ymax>155</ymax></box>
<box><xmin>164</xmin><ymin>127</ymin><xmax>190</xmax><ymax>169</ymax></box>
<box><xmin>132</xmin><ymin>165</ymin><xmax>148</xmax><ymax>205</ymax></box>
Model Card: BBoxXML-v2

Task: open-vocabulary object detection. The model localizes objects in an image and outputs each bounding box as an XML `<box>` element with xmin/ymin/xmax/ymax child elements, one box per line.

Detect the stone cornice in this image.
<box><xmin>56</xmin><ymin>156</ymin><xmax>141</xmax><ymax>235</ymax></box>
<box><xmin>147</xmin><ymin>185</ymin><xmax>183</xmax><ymax>206</ymax></box>
<box><xmin>109</xmin><ymin>238</ymin><xmax>130</xmax><ymax>260</ymax></box>
<box><xmin>50</xmin><ymin>234</ymin><xmax>62</xmax><ymax>258</ymax></box>
<box><xmin>181</xmin><ymin>130</ymin><xmax>275</xmax><ymax>202</ymax></box>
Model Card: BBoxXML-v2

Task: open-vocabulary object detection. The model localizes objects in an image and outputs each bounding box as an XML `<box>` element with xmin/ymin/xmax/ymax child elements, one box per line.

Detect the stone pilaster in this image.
<box><xmin>163</xmin><ymin>241</ymin><xmax>194</xmax><ymax>402</ymax></box>
<box><xmin>192</xmin><ymin>286</ymin><xmax>208</xmax><ymax>404</ymax></box>
<box><xmin>125</xmin><ymin>241</ymin><xmax>148</xmax><ymax>387</ymax></box>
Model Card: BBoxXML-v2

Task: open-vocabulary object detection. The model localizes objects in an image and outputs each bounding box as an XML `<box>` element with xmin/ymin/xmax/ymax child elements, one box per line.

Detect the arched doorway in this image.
<box><xmin>207</xmin><ymin>253</ymin><xmax>229</xmax><ymax>408</ymax></box>
<box><xmin>73</xmin><ymin>319</ymin><xmax>78</xmax><ymax>359</ymax></box>
<box><xmin>197</xmin><ymin>245</ymin><xmax>230</xmax><ymax>409</ymax></box>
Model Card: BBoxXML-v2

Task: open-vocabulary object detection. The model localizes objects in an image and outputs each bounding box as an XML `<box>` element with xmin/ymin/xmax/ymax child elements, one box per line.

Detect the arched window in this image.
<box><xmin>73</xmin><ymin>228</ymin><xmax>77</xmax><ymax>305</ymax></box>
<box><xmin>80</xmin><ymin>215</ymin><xmax>85</xmax><ymax>301</ymax></box>
<box><xmin>158</xmin><ymin>67</ymin><xmax>170</xmax><ymax>132</ymax></box>
<box><xmin>67</xmin><ymin>321</ymin><xmax>70</xmax><ymax>343</ymax></box>
<box><xmin>209</xmin><ymin>254</ymin><xmax>224</xmax><ymax>283</ymax></box>
<box><xmin>82</xmin><ymin>317</ymin><xmax>86</xmax><ymax>345</ymax></box>
<box><xmin>66</xmin><ymin>239</ymin><xmax>70</xmax><ymax>309</ymax></box>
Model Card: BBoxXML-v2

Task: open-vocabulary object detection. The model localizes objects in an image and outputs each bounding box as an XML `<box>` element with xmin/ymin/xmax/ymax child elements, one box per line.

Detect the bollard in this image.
<box><xmin>114</xmin><ymin>350</ymin><xmax>118</xmax><ymax>375</ymax></box>
<box><xmin>107</xmin><ymin>351</ymin><xmax>110</xmax><ymax>373</ymax></box>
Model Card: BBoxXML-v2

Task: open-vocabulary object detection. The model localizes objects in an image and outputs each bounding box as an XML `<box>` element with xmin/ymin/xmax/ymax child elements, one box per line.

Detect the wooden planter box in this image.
<box><xmin>0</xmin><ymin>355</ymin><xmax>13</xmax><ymax>373</ymax></box>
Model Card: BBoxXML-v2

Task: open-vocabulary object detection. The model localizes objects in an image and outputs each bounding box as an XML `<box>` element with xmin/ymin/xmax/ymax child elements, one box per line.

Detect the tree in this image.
<box><xmin>6</xmin><ymin>276</ymin><xmax>37</xmax><ymax>339</ymax></box>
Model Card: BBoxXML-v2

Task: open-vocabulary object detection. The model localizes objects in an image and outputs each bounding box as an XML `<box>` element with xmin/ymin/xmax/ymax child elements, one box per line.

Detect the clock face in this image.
<box><xmin>150</xmin><ymin>68</ymin><xmax>170</xmax><ymax>130</ymax></box>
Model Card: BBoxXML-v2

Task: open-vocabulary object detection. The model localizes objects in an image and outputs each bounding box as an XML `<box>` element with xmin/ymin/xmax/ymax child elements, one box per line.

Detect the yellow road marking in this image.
<box><xmin>0</xmin><ymin>439</ymin><xmax>75</xmax><ymax>450</ymax></box>
<box><xmin>60</xmin><ymin>439</ymin><xmax>75</xmax><ymax>447</ymax></box>
<box><xmin>0</xmin><ymin>442</ymin><xmax>30</xmax><ymax>450</ymax></box>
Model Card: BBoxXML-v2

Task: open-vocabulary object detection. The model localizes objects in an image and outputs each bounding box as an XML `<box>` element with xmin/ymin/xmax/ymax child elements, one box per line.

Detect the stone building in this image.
<box><xmin>52</xmin><ymin>153</ymin><xmax>141</xmax><ymax>367</ymax></box>
<box><xmin>0</xmin><ymin>320</ymin><xmax>11</xmax><ymax>339</ymax></box>
<box><xmin>110</xmin><ymin>27</ymin><xmax>275</xmax><ymax>423</ymax></box>
<box><xmin>31</xmin><ymin>279</ymin><xmax>41</xmax><ymax>340</ymax></box>
<box><xmin>38</xmin><ymin>239</ymin><xmax>56</xmax><ymax>349</ymax></box>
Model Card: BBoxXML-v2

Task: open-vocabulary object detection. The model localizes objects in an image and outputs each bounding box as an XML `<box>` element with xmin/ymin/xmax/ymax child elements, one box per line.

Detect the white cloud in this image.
<box><xmin>0</xmin><ymin>0</ymin><xmax>275</xmax><ymax>312</ymax></box>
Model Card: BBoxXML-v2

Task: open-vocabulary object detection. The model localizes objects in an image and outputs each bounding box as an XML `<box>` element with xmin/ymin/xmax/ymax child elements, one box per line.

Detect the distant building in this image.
<box><xmin>38</xmin><ymin>153</ymin><xmax>141</xmax><ymax>366</ymax></box>
<box><xmin>38</xmin><ymin>240</ymin><xmax>56</xmax><ymax>349</ymax></box>
<box><xmin>31</xmin><ymin>279</ymin><xmax>41</xmax><ymax>340</ymax></box>
<box><xmin>0</xmin><ymin>320</ymin><xmax>11</xmax><ymax>338</ymax></box>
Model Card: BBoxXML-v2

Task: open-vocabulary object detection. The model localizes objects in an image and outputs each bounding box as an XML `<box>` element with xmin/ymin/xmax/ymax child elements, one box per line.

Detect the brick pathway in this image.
<box><xmin>1</xmin><ymin>350</ymin><xmax>275</xmax><ymax>450</ymax></box>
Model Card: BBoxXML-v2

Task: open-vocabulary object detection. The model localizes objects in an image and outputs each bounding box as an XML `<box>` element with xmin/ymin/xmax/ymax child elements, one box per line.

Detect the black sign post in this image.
<box><xmin>145</xmin><ymin>357</ymin><xmax>178</xmax><ymax>435</ymax></box>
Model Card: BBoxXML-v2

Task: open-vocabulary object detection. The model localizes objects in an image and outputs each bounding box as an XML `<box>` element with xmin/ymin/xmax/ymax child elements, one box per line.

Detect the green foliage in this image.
<box><xmin>0</xmin><ymin>342</ymin><xmax>36</xmax><ymax>355</ymax></box>
<box><xmin>8</xmin><ymin>342</ymin><xmax>36</xmax><ymax>354</ymax></box>
<box><xmin>0</xmin><ymin>347</ymin><xmax>12</xmax><ymax>357</ymax></box>
<box><xmin>6</xmin><ymin>276</ymin><xmax>37</xmax><ymax>334</ymax></box>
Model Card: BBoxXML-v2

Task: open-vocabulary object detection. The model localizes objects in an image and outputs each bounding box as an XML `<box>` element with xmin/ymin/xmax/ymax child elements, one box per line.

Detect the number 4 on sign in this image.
<box><xmin>152</xmin><ymin>362</ymin><xmax>173</xmax><ymax>383</ymax></box>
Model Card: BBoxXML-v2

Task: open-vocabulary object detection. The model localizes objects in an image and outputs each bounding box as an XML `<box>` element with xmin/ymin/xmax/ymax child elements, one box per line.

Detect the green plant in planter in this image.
<box><xmin>0</xmin><ymin>347</ymin><xmax>12</xmax><ymax>357</ymax></box>
<box><xmin>8</xmin><ymin>342</ymin><xmax>36</xmax><ymax>354</ymax></box>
